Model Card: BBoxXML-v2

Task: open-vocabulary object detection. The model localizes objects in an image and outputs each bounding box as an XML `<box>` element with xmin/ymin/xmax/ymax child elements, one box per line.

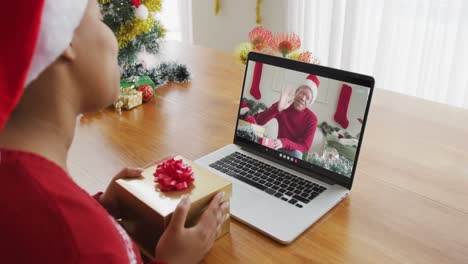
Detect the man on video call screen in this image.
<box><xmin>236</xmin><ymin>61</ymin><xmax>370</xmax><ymax>178</ymax></box>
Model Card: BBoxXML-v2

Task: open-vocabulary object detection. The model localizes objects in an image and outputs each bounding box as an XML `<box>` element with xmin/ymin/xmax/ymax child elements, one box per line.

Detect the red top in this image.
<box><xmin>255</xmin><ymin>102</ymin><xmax>317</xmax><ymax>153</ymax></box>
<box><xmin>0</xmin><ymin>149</ymin><xmax>162</xmax><ymax>263</ymax></box>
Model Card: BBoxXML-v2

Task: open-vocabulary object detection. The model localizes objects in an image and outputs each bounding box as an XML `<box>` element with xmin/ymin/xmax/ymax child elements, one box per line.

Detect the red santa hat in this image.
<box><xmin>302</xmin><ymin>74</ymin><xmax>320</xmax><ymax>104</ymax></box>
<box><xmin>0</xmin><ymin>0</ymin><xmax>87</xmax><ymax>130</ymax></box>
<box><xmin>240</xmin><ymin>100</ymin><xmax>250</xmax><ymax>115</ymax></box>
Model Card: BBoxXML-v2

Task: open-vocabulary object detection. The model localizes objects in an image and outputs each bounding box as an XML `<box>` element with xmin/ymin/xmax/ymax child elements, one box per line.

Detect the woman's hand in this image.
<box><xmin>155</xmin><ymin>192</ymin><xmax>229</xmax><ymax>264</ymax></box>
<box><xmin>98</xmin><ymin>156</ymin><xmax>172</xmax><ymax>218</ymax></box>
<box><xmin>98</xmin><ymin>167</ymin><xmax>144</xmax><ymax>218</ymax></box>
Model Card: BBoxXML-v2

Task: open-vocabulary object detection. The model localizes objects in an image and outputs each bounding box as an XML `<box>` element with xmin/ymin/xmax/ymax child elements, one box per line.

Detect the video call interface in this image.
<box><xmin>236</xmin><ymin>60</ymin><xmax>370</xmax><ymax>178</ymax></box>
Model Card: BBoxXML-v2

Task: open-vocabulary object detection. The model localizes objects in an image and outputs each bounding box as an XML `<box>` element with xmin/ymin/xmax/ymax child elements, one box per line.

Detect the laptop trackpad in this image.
<box><xmin>230</xmin><ymin>182</ymin><xmax>271</xmax><ymax>217</ymax></box>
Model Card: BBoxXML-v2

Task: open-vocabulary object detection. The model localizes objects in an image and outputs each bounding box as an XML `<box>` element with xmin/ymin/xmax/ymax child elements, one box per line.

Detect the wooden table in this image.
<box><xmin>69</xmin><ymin>42</ymin><xmax>468</xmax><ymax>263</ymax></box>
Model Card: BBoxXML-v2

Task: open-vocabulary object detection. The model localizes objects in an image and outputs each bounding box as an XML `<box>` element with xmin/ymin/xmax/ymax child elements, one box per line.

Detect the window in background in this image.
<box><xmin>288</xmin><ymin>0</ymin><xmax>468</xmax><ymax>108</ymax></box>
<box><xmin>158</xmin><ymin>0</ymin><xmax>192</xmax><ymax>43</ymax></box>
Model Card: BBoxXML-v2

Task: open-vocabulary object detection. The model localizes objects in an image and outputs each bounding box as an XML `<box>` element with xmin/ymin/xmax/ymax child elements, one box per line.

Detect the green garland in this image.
<box><xmin>236</xmin><ymin>126</ymin><xmax>259</xmax><ymax>143</ymax></box>
<box><xmin>241</xmin><ymin>97</ymin><xmax>268</xmax><ymax>116</ymax></box>
<box><xmin>305</xmin><ymin>152</ymin><xmax>353</xmax><ymax>177</ymax></box>
<box><xmin>122</xmin><ymin>62</ymin><xmax>191</xmax><ymax>88</ymax></box>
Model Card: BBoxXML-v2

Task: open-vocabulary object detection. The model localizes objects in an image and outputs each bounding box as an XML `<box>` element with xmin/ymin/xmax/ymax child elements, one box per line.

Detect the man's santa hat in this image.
<box><xmin>0</xmin><ymin>0</ymin><xmax>87</xmax><ymax>130</ymax></box>
<box><xmin>240</xmin><ymin>101</ymin><xmax>250</xmax><ymax>115</ymax></box>
<box><xmin>301</xmin><ymin>74</ymin><xmax>320</xmax><ymax>104</ymax></box>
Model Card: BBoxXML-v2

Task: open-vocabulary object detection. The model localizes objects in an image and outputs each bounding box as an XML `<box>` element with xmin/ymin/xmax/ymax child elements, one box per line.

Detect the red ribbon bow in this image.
<box><xmin>153</xmin><ymin>158</ymin><xmax>195</xmax><ymax>192</ymax></box>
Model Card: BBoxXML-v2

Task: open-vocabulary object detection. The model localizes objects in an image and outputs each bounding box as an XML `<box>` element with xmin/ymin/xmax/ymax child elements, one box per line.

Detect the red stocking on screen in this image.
<box><xmin>250</xmin><ymin>62</ymin><xmax>263</xmax><ymax>100</ymax></box>
<box><xmin>334</xmin><ymin>84</ymin><xmax>352</xmax><ymax>129</ymax></box>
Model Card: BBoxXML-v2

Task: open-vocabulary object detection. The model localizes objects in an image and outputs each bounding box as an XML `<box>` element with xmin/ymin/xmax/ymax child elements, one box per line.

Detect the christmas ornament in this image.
<box><xmin>135</xmin><ymin>5</ymin><xmax>149</xmax><ymax>20</ymax></box>
<box><xmin>334</xmin><ymin>84</ymin><xmax>352</xmax><ymax>129</ymax></box>
<box><xmin>99</xmin><ymin>0</ymin><xmax>191</xmax><ymax>89</ymax></box>
<box><xmin>153</xmin><ymin>158</ymin><xmax>195</xmax><ymax>192</ymax></box>
<box><xmin>100</xmin><ymin>0</ymin><xmax>164</xmax><ymax>50</ymax></box>
<box><xmin>130</xmin><ymin>0</ymin><xmax>149</xmax><ymax>20</ymax></box>
<box><xmin>137</xmin><ymin>84</ymin><xmax>154</xmax><ymax>102</ymax></box>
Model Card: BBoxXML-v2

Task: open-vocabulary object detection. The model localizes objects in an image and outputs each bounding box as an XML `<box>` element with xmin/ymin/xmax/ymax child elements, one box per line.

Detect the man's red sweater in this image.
<box><xmin>255</xmin><ymin>102</ymin><xmax>317</xmax><ymax>153</ymax></box>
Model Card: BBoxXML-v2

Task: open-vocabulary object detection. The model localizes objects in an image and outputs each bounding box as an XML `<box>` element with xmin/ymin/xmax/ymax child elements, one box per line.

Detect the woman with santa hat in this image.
<box><xmin>0</xmin><ymin>1</ymin><xmax>228</xmax><ymax>263</ymax></box>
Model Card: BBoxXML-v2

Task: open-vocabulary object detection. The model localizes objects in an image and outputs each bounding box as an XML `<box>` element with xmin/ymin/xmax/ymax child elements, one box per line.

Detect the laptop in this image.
<box><xmin>195</xmin><ymin>52</ymin><xmax>374</xmax><ymax>244</ymax></box>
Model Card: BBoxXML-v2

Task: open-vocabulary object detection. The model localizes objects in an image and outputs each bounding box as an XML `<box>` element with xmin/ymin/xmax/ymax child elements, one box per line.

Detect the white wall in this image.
<box><xmin>192</xmin><ymin>0</ymin><xmax>288</xmax><ymax>52</ymax></box>
<box><xmin>242</xmin><ymin>61</ymin><xmax>370</xmax><ymax>154</ymax></box>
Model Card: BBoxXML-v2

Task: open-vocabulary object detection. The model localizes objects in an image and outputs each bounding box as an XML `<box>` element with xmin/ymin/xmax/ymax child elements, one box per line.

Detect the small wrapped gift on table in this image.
<box><xmin>114</xmin><ymin>87</ymin><xmax>143</xmax><ymax>111</ymax></box>
<box><xmin>115</xmin><ymin>156</ymin><xmax>232</xmax><ymax>259</ymax></box>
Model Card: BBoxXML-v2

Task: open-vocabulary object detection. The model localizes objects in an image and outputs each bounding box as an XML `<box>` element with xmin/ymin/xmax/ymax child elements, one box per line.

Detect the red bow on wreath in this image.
<box><xmin>153</xmin><ymin>158</ymin><xmax>195</xmax><ymax>192</ymax></box>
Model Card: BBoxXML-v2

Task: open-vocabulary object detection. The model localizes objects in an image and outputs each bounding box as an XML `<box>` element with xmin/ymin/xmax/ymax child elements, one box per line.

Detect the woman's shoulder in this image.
<box><xmin>0</xmin><ymin>148</ymin><xmax>141</xmax><ymax>263</ymax></box>
<box><xmin>0</xmin><ymin>148</ymin><xmax>68</xmax><ymax>178</ymax></box>
<box><xmin>0</xmin><ymin>148</ymin><xmax>82</xmax><ymax>262</ymax></box>
<box><xmin>0</xmin><ymin>148</ymin><xmax>82</xmax><ymax>200</ymax></box>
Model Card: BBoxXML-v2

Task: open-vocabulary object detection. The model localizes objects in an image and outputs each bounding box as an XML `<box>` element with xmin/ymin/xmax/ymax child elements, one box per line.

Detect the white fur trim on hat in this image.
<box><xmin>26</xmin><ymin>0</ymin><xmax>88</xmax><ymax>87</ymax></box>
<box><xmin>240</xmin><ymin>107</ymin><xmax>250</xmax><ymax>115</ymax></box>
<box><xmin>303</xmin><ymin>79</ymin><xmax>318</xmax><ymax>104</ymax></box>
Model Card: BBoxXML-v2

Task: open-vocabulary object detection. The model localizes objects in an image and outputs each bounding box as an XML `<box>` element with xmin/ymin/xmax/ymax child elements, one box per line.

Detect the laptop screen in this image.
<box><xmin>234</xmin><ymin>52</ymin><xmax>373</xmax><ymax>187</ymax></box>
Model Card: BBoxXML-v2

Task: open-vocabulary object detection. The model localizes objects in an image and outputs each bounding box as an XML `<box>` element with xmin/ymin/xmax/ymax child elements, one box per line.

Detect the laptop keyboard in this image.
<box><xmin>209</xmin><ymin>152</ymin><xmax>327</xmax><ymax>208</ymax></box>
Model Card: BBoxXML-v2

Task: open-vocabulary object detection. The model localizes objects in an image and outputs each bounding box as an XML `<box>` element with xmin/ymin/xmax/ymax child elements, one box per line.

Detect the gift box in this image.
<box><xmin>259</xmin><ymin>137</ymin><xmax>275</xmax><ymax>149</ymax></box>
<box><xmin>115</xmin><ymin>156</ymin><xmax>232</xmax><ymax>259</ymax></box>
<box><xmin>114</xmin><ymin>87</ymin><xmax>143</xmax><ymax>111</ymax></box>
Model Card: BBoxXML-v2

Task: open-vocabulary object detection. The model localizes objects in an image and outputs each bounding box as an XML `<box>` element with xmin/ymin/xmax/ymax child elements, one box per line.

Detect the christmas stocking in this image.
<box><xmin>334</xmin><ymin>84</ymin><xmax>352</xmax><ymax>129</ymax></box>
<box><xmin>250</xmin><ymin>62</ymin><xmax>263</xmax><ymax>100</ymax></box>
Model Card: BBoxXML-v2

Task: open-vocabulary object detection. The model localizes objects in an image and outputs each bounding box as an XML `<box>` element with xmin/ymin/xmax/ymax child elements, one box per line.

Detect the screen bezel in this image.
<box><xmin>233</xmin><ymin>52</ymin><xmax>374</xmax><ymax>190</ymax></box>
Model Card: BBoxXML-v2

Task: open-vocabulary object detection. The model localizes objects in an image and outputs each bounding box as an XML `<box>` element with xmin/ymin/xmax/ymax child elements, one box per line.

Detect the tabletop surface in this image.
<box><xmin>69</xmin><ymin>41</ymin><xmax>468</xmax><ymax>264</ymax></box>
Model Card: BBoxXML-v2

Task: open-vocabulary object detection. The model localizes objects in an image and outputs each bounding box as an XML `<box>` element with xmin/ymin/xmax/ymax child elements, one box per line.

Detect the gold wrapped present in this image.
<box><xmin>114</xmin><ymin>87</ymin><xmax>143</xmax><ymax>111</ymax></box>
<box><xmin>115</xmin><ymin>156</ymin><xmax>232</xmax><ymax>259</ymax></box>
